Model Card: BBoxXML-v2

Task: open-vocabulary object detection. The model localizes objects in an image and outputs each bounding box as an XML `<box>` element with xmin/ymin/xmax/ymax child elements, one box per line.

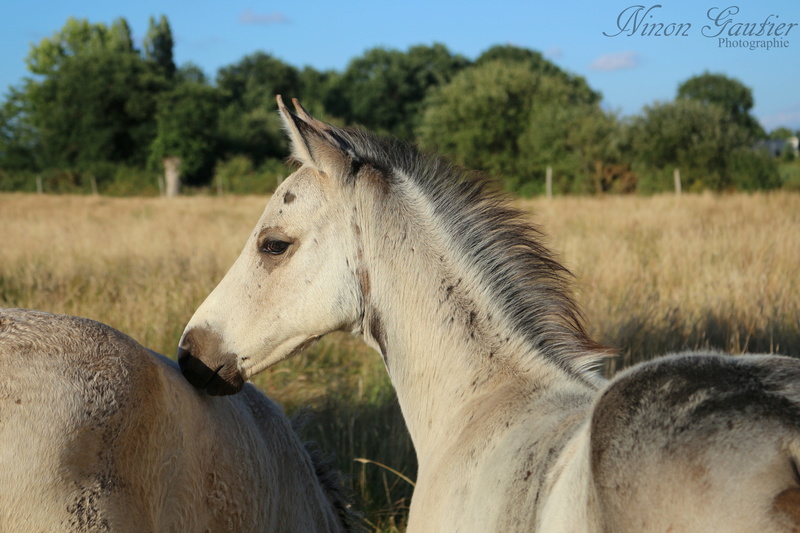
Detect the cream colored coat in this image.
<box><xmin>0</xmin><ymin>308</ymin><xmax>352</xmax><ymax>533</ymax></box>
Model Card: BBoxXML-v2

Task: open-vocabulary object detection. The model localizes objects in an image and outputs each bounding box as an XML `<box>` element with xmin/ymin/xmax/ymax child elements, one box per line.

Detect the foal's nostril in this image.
<box><xmin>178</xmin><ymin>344</ymin><xmax>218</xmax><ymax>390</ymax></box>
<box><xmin>176</xmin><ymin>345</ymin><xmax>194</xmax><ymax>375</ymax></box>
<box><xmin>177</xmin><ymin>327</ymin><xmax>245</xmax><ymax>395</ymax></box>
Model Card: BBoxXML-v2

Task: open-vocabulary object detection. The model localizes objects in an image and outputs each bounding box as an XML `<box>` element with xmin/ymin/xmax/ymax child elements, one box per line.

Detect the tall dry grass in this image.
<box><xmin>522</xmin><ymin>192</ymin><xmax>800</xmax><ymax>372</ymax></box>
<box><xmin>0</xmin><ymin>194</ymin><xmax>262</xmax><ymax>353</ymax></box>
<box><xmin>1</xmin><ymin>191</ymin><xmax>799</xmax><ymax>530</ymax></box>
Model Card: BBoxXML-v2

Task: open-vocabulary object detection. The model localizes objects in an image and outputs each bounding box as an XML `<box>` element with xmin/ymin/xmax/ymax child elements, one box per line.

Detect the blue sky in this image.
<box><xmin>2</xmin><ymin>0</ymin><xmax>799</xmax><ymax>130</ymax></box>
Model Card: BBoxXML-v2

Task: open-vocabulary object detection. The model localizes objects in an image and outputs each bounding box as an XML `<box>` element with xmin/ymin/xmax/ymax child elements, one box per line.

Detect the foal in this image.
<box><xmin>180</xmin><ymin>97</ymin><xmax>800</xmax><ymax>532</ymax></box>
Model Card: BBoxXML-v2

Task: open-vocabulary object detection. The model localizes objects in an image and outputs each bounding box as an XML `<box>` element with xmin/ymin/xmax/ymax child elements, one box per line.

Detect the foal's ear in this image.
<box><xmin>276</xmin><ymin>95</ymin><xmax>355</xmax><ymax>175</ymax></box>
<box><xmin>277</xmin><ymin>95</ymin><xmax>315</xmax><ymax>164</ymax></box>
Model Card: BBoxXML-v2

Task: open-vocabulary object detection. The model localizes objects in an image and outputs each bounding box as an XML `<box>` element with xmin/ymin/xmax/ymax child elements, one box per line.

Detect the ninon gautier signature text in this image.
<box><xmin>604</xmin><ymin>5</ymin><xmax>797</xmax><ymax>39</ymax></box>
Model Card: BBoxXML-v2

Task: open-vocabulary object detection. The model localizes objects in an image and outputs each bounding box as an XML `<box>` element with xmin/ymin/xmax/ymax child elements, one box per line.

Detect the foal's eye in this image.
<box><xmin>260</xmin><ymin>240</ymin><xmax>291</xmax><ymax>255</ymax></box>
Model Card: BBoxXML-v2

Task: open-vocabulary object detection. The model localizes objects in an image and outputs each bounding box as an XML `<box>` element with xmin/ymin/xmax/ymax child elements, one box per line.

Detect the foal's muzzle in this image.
<box><xmin>178</xmin><ymin>328</ymin><xmax>244</xmax><ymax>396</ymax></box>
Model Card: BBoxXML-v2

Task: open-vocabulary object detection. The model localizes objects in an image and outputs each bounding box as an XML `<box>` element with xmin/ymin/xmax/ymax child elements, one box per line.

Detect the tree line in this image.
<box><xmin>0</xmin><ymin>15</ymin><xmax>796</xmax><ymax>196</ymax></box>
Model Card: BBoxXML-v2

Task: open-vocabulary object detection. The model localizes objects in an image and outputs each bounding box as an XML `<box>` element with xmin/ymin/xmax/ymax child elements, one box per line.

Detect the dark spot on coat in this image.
<box><xmin>369</xmin><ymin>312</ymin><xmax>388</xmax><ymax>364</ymax></box>
<box><xmin>774</xmin><ymin>487</ymin><xmax>800</xmax><ymax>526</ymax></box>
<box><xmin>791</xmin><ymin>457</ymin><xmax>800</xmax><ymax>485</ymax></box>
<box><xmin>358</xmin><ymin>163</ymin><xmax>392</xmax><ymax>195</ymax></box>
<box><xmin>350</xmin><ymin>157</ymin><xmax>363</xmax><ymax>176</ymax></box>
<box><xmin>283</xmin><ymin>191</ymin><xmax>296</xmax><ymax>204</ymax></box>
<box><xmin>357</xmin><ymin>266</ymin><xmax>371</xmax><ymax>301</ymax></box>
<box><xmin>67</xmin><ymin>486</ymin><xmax>111</xmax><ymax>532</ymax></box>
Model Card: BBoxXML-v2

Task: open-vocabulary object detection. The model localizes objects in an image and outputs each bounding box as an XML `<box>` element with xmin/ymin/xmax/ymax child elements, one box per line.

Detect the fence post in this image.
<box><xmin>546</xmin><ymin>166</ymin><xmax>553</xmax><ymax>199</ymax></box>
<box><xmin>163</xmin><ymin>156</ymin><xmax>182</xmax><ymax>198</ymax></box>
<box><xmin>36</xmin><ymin>176</ymin><xmax>43</xmax><ymax>194</ymax></box>
<box><xmin>90</xmin><ymin>175</ymin><xmax>98</xmax><ymax>195</ymax></box>
<box><xmin>674</xmin><ymin>168</ymin><xmax>681</xmax><ymax>196</ymax></box>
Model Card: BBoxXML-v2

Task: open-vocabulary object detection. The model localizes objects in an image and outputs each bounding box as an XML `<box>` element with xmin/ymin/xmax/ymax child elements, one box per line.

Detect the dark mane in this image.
<box><xmin>334</xmin><ymin>127</ymin><xmax>609</xmax><ymax>377</ymax></box>
<box><xmin>292</xmin><ymin>411</ymin><xmax>365</xmax><ymax>532</ymax></box>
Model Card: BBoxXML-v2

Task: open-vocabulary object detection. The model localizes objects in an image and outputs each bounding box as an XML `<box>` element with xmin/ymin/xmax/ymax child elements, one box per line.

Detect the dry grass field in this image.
<box><xmin>2</xmin><ymin>191</ymin><xmax>799</xmax><ymax>530</ymax></box>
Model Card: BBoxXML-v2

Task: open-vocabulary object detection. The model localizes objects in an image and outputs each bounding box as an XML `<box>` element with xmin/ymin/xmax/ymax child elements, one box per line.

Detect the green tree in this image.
<box><xmin>769</xmin><ymin>126</ymin><xmax>795</xmax><ymax>140</ymax></box>
<box><xmin>2</xmin><ymin>15</ymin><xmax>180</xmax><ymax>193</ymax></box>
<box><xmin>419</xmin><ymin>60</ymin><xmax>541</xmax><ymax>184</ymax></box>
<box><xmin>26</xmin><ymin>49</ymin><xmax>162</xmax><ymax>170</ymax></box>
<box><xmin>25</xmin><ymin>17</ymin><xmax>135</xmax><ymax>76</ymax></box>
<box><xmin>780</xmin><ymin>142</ymin><xmax>797</xmax><ymax>162</ymax></box>
<box><xmin>328</xmin><ymin>43</ymin><xmax>469</xmax><ymax>139</ymax></box>
<box><xmin>143</xmin><ymin>15</ymin><xmax>176</xmax><ymax>80</ymax></box>
<box><xmin>729</xmin><ymin>146</ymin><xmax>781</xmax><ymax>189</ymax></box>
<box><xmin>519</xmin><ymin>104</ymin><xmax>630</xmax><ymax>193</ymax></box>
<box><xmin>475</xmin><ymin>44</ymin><xmax>600</xmax><ymax>106</ymax></box>
<box><xmin>149</xmin><ymin>82</ymin><xmax>220</xmax><ymax>188</ymax></box>
<box><xmin>677</xmin><ymin>71</ymin><xmax>764</xmax><ymax>138</ymax></box>
<box><xmin>217</xmin><ymin>52</ymin><xmax>301</xmax><ymax>108</ymax></box>
<box><xmin>629</xmin><ymin>99</ymin><xmax>771</xmax><ymax>191</ymax></box>
<box><xmin>107</xmin><ymin>18</ymin><xmax>136</xmax><ymax>54</ymax></box>
<box><xmin>214</xmin><ymin>52</ymin><xmax>301</xmax><ymax>164</ymax></box>
<box><xmin>298</xmin><ymin>66</ymin><xmax>339</xmax><ymax>117</ymax></box>
<box><xmin>0</xmin><ymin>88</ymin><xmax>38</xmax><ymax>170</ymax></box>
<box><xmin>767</xmin><ymin>127</ymin><xmax>797</xmax><ymax>163</ymax></box>
<box><xmin>176</xmin><ymin>62</ymin><xmax>208</xmax><ymax>85</ymax></box>
<box><xmin>418</xmin><ymin>59</ymin><xmax>615</xmax><ymax>194</ymax></box>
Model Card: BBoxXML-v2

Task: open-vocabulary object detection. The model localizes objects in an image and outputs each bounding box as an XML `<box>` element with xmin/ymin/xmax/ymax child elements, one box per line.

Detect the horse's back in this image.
<box><xmin>0</xmin><ymin>308</ymin><xmax>346</xmax><ymax>532</ymax></box>
<box><xmin>0</xmin><ymin>308</ymin><xmax>171</xmax><ymax>531</ymax></box>
<box><xmin>591</xmin><ymin>352</ymin><xmax>800</xmax><ymax>532</ymax></box>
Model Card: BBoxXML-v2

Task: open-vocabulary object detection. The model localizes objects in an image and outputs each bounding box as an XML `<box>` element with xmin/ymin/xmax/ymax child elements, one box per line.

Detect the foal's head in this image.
<box><xmin>179</xmin><ymin>98</ymin><xmax>373</xmax><ymax>394</ymax></box>
<box><xmin>179</xmin><ymin>97</ymin><xmax>603</xmax><ymax>395</ymax></box>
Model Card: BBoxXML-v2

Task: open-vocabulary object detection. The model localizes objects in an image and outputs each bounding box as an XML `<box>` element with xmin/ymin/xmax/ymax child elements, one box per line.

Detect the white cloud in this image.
<box><xmin>239</xmin><ymin>9</ymin><xmax>289</xmax><ymax>25</ymax></box>
<box><xmin>589</xmin><ymin>51</ymin><xmax>643</xmax><ymax>72</ymax></box>
<box><xmin>544</xmin><ymin>46</ymin><xmax>564</xmax><ymax>60</ymax></box>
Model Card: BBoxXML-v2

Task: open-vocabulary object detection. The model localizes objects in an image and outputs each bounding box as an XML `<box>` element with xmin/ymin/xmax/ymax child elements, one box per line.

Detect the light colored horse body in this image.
<box><xmin>179</xmin><ymin>98</ymin><xmax>800</xmax><ymax>531</ymax></box>
<box><xmin>0</xmin><ymin>308</ymin><xmax>354</xmax><ymax>533</ymax></box>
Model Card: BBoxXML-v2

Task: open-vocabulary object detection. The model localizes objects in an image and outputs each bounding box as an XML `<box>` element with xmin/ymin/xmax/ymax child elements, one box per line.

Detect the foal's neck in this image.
<box><xmin>355</xmin><ymin>193</ymin><xmax>600</xmax><ymax>463</ymax></box>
